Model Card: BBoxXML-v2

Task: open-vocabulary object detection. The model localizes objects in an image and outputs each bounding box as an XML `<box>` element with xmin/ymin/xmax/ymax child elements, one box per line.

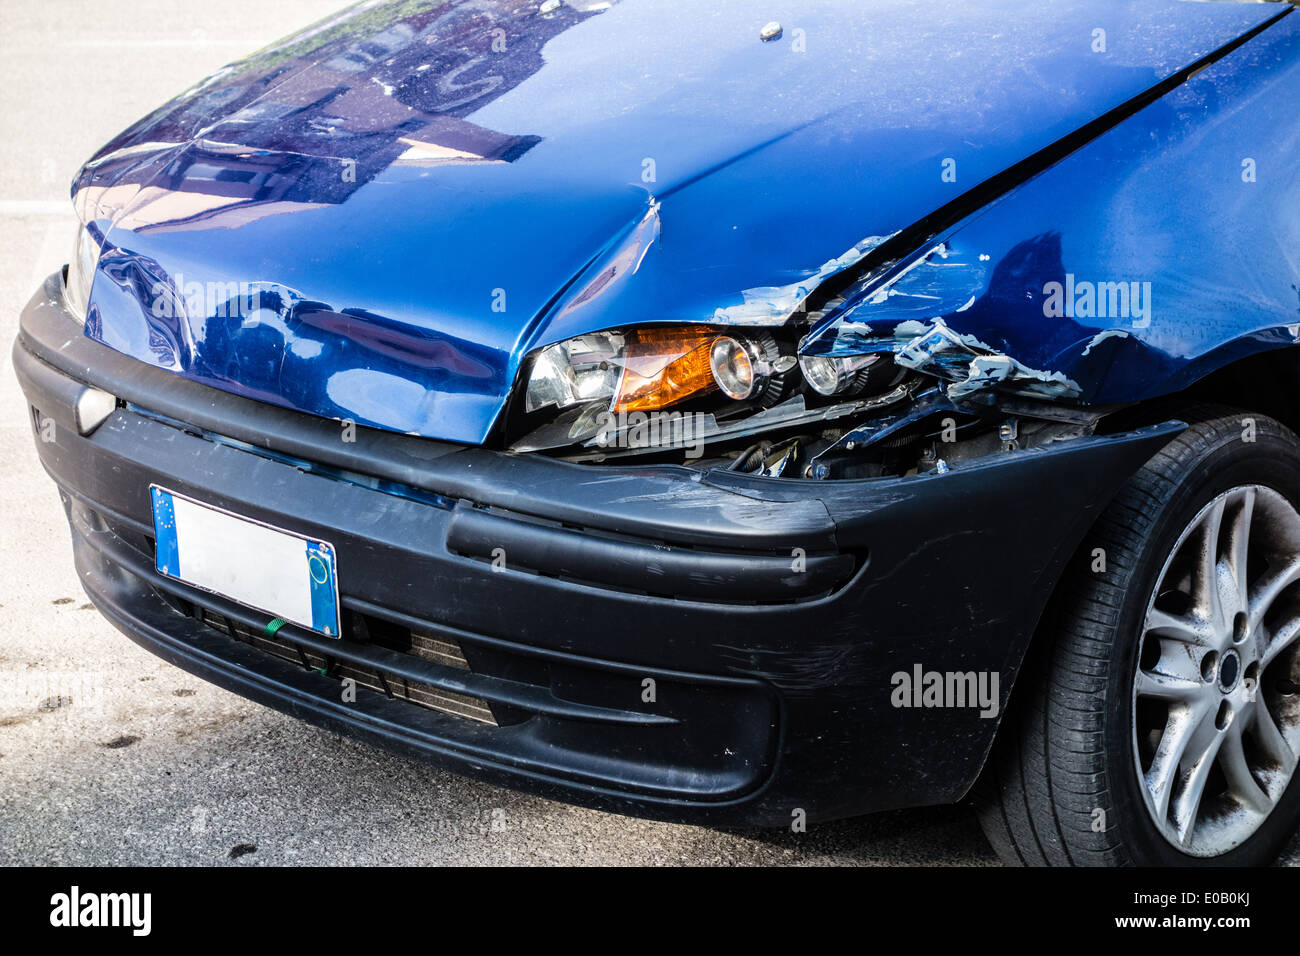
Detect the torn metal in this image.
<box><xmin>892</xmin><ymin>321</ymin><xmax>1082</xmax><ymax>402</ymax></box>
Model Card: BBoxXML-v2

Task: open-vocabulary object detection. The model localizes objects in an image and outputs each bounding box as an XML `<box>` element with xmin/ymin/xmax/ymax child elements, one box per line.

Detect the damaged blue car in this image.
<box><xmin>14</xmin><ymin>0</ymin><xmax>1300</xmax><ymax>866</ymax></box>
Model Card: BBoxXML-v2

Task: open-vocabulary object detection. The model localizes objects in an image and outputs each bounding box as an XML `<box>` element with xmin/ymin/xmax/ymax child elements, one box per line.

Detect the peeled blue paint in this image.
<box><xmin>802</xmin><ymin>11</ymin><xmax>1300</xmax><ymax>406</ymax></box>
<box><xmin>947</xmin><ymin>355</ymin><xmax>1081</xmax><ymax>403</ymax></box>
<box><xmin>710</xmin><ymin>235</ymin><xmax>894</xmax><ymax>326</ymax></box>
<box><xmin>1082</xmin><ymin>329</ymin><xmax>1131</xmax><ymax>357</ymax></box>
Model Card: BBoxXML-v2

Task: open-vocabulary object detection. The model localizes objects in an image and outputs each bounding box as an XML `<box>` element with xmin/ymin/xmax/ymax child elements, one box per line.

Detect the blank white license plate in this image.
<box><xmin>150</xmin><ymin>486</ymin><xmax>341</xmax><ymax>637</ymax></box>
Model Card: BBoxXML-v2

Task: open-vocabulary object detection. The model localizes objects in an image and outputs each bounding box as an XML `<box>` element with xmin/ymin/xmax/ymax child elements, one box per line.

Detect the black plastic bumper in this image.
<box><xmin>14</xmin><ymin>273</ymin><xmax>1183</xmax><ymax>825</ymax></box>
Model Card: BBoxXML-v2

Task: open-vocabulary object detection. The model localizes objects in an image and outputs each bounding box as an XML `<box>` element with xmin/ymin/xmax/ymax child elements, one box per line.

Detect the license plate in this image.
<box><xmin>150</xmin><ymin>486</ymin><xmax>341</xmax><ymax>637</ymax></box>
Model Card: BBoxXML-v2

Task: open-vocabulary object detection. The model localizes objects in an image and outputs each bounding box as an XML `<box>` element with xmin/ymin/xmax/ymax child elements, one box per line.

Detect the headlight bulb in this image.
<box><xmin>799</xmin><ymin>352</ymin><xmax>882</xmax><ymax>396</ymax></box>
<box><xmin>709</xmin><ymin>337</ymin><xmax>757</xmax><ymax>400</ymax></box>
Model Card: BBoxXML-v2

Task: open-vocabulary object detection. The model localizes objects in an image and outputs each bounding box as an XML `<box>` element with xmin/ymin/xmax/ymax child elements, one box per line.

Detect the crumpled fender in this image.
<box><xmin>801</xmin><ymin>11</ymin><xmax>1300</xmax><ymax>406</ymax></box>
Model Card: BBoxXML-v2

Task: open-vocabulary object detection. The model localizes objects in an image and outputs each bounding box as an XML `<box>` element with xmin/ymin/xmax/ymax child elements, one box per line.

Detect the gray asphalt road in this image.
<box><xmin>0</xmin><ymin>0</ymin><xmax>1292</xmax><ymax>868</ymax></box>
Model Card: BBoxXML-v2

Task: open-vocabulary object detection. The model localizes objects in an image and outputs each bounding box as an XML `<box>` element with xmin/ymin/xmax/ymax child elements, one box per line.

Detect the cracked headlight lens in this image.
<box><xmin>63</xmin><ymin>223</ymin><xmax>100</xmax><ymax>324</ymax></box>
<box><xmin>614</xmin><ymin>326</ymin><xmax>718</xmax><ymax>413</ymax></box>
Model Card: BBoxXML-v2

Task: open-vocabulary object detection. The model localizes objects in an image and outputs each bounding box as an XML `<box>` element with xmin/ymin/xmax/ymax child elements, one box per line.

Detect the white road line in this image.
<box><xmin>0</xmin><ymin>201</ymin><xmax>70</xmax><ymax>218</ymax></box>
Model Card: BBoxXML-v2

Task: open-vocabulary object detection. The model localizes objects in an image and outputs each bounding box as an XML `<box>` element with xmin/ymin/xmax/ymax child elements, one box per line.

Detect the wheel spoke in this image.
<box><xmin>1170</xmin><ymin>709</ymin><xmax>1226</xmax><ymax>846</ymax></box>
<box><xmin>1219</xmin><ymin>722</ymin><xmax>1272</xmax><ymax>815</ymax></box>
<box><xmin>1252</xmin><ymin>700</ymin><xmax>1296</xmax><ymax>775</ymax></box>
<box><xmin>1224</xmin><ymin>489</ymin><xmax>1254</xmax><ymax>619</ymax></box>
<box><xmin>1144</xmin><ymin>608</ymin><xmax>1214</xmax><ymax>647</ymax></box>
<box><xmin>1134</xmin><ymin>668</ymin><xmax>1202</xmax><ymax>702</ymax></box>
<box><xmin>1145</xmin><ymin>701</ymin><xmax>1212</xmax><ymax>822</ymax></box>
<box><xmin>1249</xmin><ymin>555</ymin><xmax>1300</xmax><ymax>632</ymax></box>
<box><xmin>1191</xmin><ymin>496</ymin><xmax>1227</xmax><ymax>631</ymax></box>
<box><xmin>1261</xmin><ymin>617</ymin><xmax>1300</xmax><ymax>669</ymax></box>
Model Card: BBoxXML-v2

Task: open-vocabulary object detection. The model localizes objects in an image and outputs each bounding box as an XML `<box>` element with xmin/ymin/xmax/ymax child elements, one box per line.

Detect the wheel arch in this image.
<box><xmin>978</xmin><ymin>346</ymin><xmax>1300</xmax><ymax>786</ymax></box>
<box><xmin>978</xmin><ymin>345</ymin><xmax>1300</xmax><ymax>792</ymax></box>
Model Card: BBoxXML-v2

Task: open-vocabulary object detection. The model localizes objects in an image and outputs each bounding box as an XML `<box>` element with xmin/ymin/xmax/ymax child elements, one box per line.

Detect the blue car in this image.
<box><xmin>15</xmin><ymin>0</ymin><xmax>1300</xmax><ymax>866</ymax></box>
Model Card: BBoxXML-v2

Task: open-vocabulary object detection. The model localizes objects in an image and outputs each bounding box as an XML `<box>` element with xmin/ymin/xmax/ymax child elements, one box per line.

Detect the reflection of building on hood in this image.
<box><xmin>79</xmin><ymin>104</ymin><xmax>545</xmax><ymax>235</ymax></box>
<box><xmin>323</xmin><ymin>22</ymin><xmax>418</xmax><ymax>75</ymax></box>
<box><xmin>71</xmin><ymin>0</ymin><xmax>593</xmax><ymax>232</ymax></box>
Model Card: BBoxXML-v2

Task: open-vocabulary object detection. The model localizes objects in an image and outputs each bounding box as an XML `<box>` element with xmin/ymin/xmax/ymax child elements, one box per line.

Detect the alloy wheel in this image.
<box><xmin>1132</xmin><ymin>485</ymin><xmax>1300</xmax><ymax>856</ymax></box>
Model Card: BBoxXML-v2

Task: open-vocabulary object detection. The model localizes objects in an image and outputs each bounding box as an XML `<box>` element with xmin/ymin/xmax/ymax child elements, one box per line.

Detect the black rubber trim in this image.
<box><xmin>446</xmin><ymin>501</ymin><xmax>856</xmax><ymax>601</ymax></box>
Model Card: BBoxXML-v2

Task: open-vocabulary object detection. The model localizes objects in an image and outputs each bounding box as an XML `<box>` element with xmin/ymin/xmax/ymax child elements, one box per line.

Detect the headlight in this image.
<box><xmin>63</xmin><ymin>224</ymin><xmax>101</xmax><ymax>324</ymax></box>
<box><xmin>709</xmin><ymin>336</ymin><xmax>756</xmax><ymax>400</ymax></box>
<box><xmin>799</xmin><ymin>353</ymin><xmax>881</xmax><ymax>396</ymax></box>
<box><xmin>525</xmin><ymin>325</ymin><xmax>794</xmax><ymax>416</ymax></box>
<box><xmin>514</xmin><ymin>324</ymin><xmax>908</xmax><ymax>457</ymax></box>
<box><xmin>524</xmin><ymin>331</ymin><xmax>626</xmax><ymax>413</ymax></box>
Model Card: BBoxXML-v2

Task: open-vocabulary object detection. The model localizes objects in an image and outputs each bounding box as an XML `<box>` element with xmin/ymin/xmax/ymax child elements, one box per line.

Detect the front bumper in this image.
<box><xmin>14</xmin><ymin>273</ymin><xmax>1181</xmax><ymax>825</ymax></box>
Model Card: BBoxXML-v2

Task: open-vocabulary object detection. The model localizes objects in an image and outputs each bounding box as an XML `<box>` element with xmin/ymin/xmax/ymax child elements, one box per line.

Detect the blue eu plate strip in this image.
<box><xmin>152</xmin><ymin>487</ymin><xmax>180</xmax><ymax>578</ymax></box>
<box><xmin>305</xmin><ymin>542</ymin><xmax>339</xmax><ymax>636</ymax></box>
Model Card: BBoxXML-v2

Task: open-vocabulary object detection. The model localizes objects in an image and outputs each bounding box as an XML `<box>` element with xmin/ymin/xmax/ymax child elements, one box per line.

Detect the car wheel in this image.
<box><xmin>976</xmin><ymin>406</ymin><xmax>1300</xmax><ymax>865</ymax></box>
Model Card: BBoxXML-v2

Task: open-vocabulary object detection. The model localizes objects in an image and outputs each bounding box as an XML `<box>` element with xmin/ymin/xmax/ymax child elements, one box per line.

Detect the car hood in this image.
<box><xmin>72</xmin><ymin>0</ymin><xmax>1281</xmax><ymax>443</ymax></box>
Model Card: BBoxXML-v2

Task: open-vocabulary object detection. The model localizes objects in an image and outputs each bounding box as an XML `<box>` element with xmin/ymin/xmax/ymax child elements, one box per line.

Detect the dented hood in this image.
<box><xmin>73</xmin><ymin>0</ymin><xmax>1281</xmax><ymax>443</ymax></box>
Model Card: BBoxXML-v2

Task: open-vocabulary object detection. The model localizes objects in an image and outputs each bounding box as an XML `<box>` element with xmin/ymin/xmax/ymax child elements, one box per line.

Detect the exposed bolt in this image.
<box><xmin>844</xmin><ymin>441</ymin><xmax>856</xmax><ymax>451</ymax></box>
<box><xmin>934</xmin><ymin>459</ymin><xmax>950</xmax><ymax>475</ymax></box>
<box><xmin>760</xmin><ymin>21</ymin><xmax>783</xmax><ymax>41</ymax></box>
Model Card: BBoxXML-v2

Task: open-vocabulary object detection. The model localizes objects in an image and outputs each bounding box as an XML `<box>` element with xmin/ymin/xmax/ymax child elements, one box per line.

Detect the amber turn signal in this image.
<box><xmin>613</xmin><ymin>326</ymin><xmax>720</xmax><ymax>413</ymax></box>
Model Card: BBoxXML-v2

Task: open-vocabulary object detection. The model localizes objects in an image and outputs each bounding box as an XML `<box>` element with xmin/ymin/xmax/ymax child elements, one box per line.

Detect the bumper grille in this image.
<box><xmin>54</xmin><ymin>487</ymin><xmax>781</xmax><ymax>804</ymax></box>
<box><xmin>195</xmin><ymin>607</ymin><xmax>498</xmax><ymax>726</ymax></box>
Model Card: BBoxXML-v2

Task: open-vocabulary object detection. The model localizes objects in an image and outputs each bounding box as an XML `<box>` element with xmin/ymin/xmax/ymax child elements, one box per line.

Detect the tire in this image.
<box><xmin>976</xmin><ymin>405</ymin><xmax>1300</xmax><ymax>866</ymax></box>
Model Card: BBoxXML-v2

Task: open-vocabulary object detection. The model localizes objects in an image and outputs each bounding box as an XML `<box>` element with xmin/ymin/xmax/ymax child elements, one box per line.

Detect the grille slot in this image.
<box><xmin>69</xmin><ymin>497</ymin><xmax>718</xmax><ymax>734</ymax></box>
<box><xmin>409</xmin><ymin>632</ymin><xmax>471</xmax><ymax>669</ymax></box>
<box><xmin>197</xmin><ymin>609</ymin><xmax>497</xmax><ymax>725</ymax></box>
